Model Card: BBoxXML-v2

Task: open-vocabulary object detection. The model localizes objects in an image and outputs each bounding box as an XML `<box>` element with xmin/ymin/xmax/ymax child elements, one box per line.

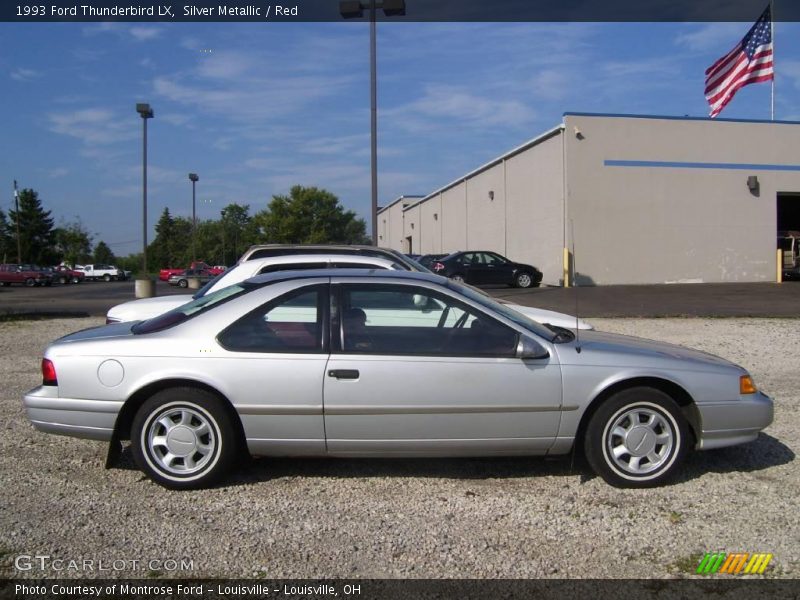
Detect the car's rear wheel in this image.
<box><xmin>131</xmin><ymin>388</ymin><xmax>238</xmax><ymax>489</ymax></box>
<box><xmin>450</xmin><ymin>274</ymin><xmax>465</xmax><ymax>283</ymax></box>
<box><xmin>58</xmin><ymin>276</ymin><xmax>68</xmax><ymax>285</ymax></box>
<box><xmin>71</xmin><ymin>276</ymin><xmax>80</xmax><ymax>284</ymax></box>
<box><xmin>515</xmin><ymin>272</ymin><xmax>533</xmax><ymax>288</ymax></box>
<box><xmin>24</xmin><ymin>278</ymin><xmax>35</xmax><ymax>287</ymax></box>
<box><xmin>584</xmin><ymin>387</ymin><xmax>689</xmax><ymax>488</ymax></box>
<box><xmin>103</xmin><ymin>274</ymin><xmax>111</xmax><ymax>282</ymax></box>
<box><xmin>178</xmin><ymin>279</ymin><xmax>188</xmax><ymax>288</ymax></box>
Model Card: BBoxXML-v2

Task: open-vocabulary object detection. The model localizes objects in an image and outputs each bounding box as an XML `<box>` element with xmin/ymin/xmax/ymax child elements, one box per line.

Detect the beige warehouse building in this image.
<box><xmin>377</xmin><ymin>113</ymin><xmax>800</xmax><ymax>286</ymax></box>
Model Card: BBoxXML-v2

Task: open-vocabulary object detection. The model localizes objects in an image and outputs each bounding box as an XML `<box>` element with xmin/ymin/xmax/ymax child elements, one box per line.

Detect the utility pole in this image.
<box><xmin>13</xmin><ymin>180</ymin><xmax>21</xmax><ymax>263</ymax></box>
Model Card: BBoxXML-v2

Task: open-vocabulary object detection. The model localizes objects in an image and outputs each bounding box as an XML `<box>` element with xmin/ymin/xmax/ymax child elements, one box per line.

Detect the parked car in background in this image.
<box><xmin>26</xmin><ymin>269</ymin><xmax>772</xmax><ymax>490</ymax></box>
<box><xmin>107</xmin><ymin>253</ymin><xmax>592</xmax><ymax>329</ymax></box>
<box><xmin>418</xmin><ymin>253</ymin><xmax>448</xmax><ymax>269</ymax></box>
<box><xmin>110</xmin><ymin>254</ymin><xmax>415</xmax><ymax>323</ymax></box>
<box><xmin>167</xmin><ymin>268</ymin><xmax>216</xmax><ymax>288</ymax></box>
<box><xmin>77</xmin><ymin>264</ymin><xmax>127</xmax><ymax>282</ymax></box>
<box><xmin>431</xmin><ymin>251</ymin><xmax>543</xmax><ymax>288</ymax></box>
<box><xmin>159</xmin><ymin>261</ymin><xmax>225</xmax><ymax>282</ymax></box>
<box><xmin>239</xmin><ymin>245</ymin><xmax>422</xmax><ymax>272</ymax></box>
<box><xmin>52</xmin><ymin>265</ymin><xmax>85</xmax><ymax>284</ymax></box>
<box><xmin>0</xmin><ymin>264</ymin><xmax>50</xmax><ymax>287</ymax></box>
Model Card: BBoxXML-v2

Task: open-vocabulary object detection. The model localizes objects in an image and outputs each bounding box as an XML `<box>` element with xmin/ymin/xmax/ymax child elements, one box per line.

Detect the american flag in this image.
<box><xmin>705</xmin><ymin>6</ymin><xmax>774</xmax><ymax>118</ymax></box>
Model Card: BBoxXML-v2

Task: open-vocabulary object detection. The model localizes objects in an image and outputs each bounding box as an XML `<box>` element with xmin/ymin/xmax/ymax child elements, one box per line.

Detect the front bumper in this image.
<box><xmin>23</xmin><ymin>386</ymin><xmax>123</xmax><ymax>441</ymax></box>
<box><xmin>695</xmin><ymin>391</ymin><xmax>774</xmax><ymax>450</ymax></box>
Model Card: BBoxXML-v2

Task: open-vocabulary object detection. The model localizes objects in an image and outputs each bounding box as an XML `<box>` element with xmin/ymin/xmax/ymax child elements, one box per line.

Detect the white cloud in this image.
<box><xmin>82</xmin><ymin>23</ymin><xmax>163</xmax><ymax>42</ymax></box>
<box><xmin>385</xmin><ymin>84</ymin><xmax>536</xmax><ymax>132</ymax></box>
<box><xmin>129</xmin><ymin>26</ymin><xmax>162</xmax><ymax>42</ymax></box>
<box><xmin>48</xmin><ymin>167</ymin><xmax>69</xmax><ymax>178</ymax></box>
<box><xmin>48</xmin><ymin>108</ymin><xmax>135</xmax><ymax>145</ymax></box>
<box><xmin>10</xmin><ymin>68</ymin><xmax>41</xmax><ymax>81</ymax></box>
<box><xmin>674</xmin><ymin>23</ymin><xmax>747</xmax><ymax>53</ymax></box>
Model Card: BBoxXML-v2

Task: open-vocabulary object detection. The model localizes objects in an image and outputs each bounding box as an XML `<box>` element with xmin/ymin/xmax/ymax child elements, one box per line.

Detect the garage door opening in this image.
<box><xmin>777</xmin><ymin>193</ymin><xmax>800</xmax><ymax>280</ymax></box>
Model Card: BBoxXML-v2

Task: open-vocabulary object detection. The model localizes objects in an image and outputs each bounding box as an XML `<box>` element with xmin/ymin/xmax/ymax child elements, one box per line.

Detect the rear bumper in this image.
<box><xmin>695</xmin><ymin>392</ymin><xmax>774</xmax><ymax>450</ymax></box>
<box><xmin>23</xmin><ymin>386</ymin><xmax>123</xmax><ymax>441</ymax></box>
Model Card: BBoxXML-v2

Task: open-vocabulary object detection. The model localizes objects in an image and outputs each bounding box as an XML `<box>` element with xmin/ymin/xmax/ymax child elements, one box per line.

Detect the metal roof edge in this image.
<box><xmin>399</xmin><ymin>124</ymin><xmax>565</xmax><ymax>213</ymax></box>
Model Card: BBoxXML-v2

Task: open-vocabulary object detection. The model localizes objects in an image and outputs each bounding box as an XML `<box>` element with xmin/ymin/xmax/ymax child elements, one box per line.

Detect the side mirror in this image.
<box><xmin>516</xmin><ymin>335</ymin><xmax>549</xmax><ymax>360</ymax></box>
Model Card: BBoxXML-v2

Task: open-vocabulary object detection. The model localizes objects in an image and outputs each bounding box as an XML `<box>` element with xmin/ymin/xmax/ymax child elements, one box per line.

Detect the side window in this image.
<box><xmin>217</xmin><ymin>286</ymin><xmax>324</xmax><ymax>353</ymax></box>
<box><xmin>258</xmin><ymin>262</ymin><xmax>328</xmax><ymax>274</ymax></box>
<box><xmin>484</xmin><ymin>252</ymin><xmax>506</xmax><ymax>265</ymax></box>
<box><xmin>339</xmin><ymin>284</ymin><xmax>518</xmax><ymax>357</ymax></box>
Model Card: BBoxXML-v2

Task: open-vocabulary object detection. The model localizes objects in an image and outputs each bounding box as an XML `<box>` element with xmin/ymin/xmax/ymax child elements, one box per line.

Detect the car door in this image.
<box><xmin>484</xmin><ymin>252</ymin><xmax>516</xmax><ymax>285</ymax></box>
<box><xmin>215</xmin><ymin>283</ymin><xmax>329</xmax><ymax>456</ymax></box>
<box><xmin>323</xmin><ymin>280</ymin><xmax>563</xmax><ymax>456</ymax></box>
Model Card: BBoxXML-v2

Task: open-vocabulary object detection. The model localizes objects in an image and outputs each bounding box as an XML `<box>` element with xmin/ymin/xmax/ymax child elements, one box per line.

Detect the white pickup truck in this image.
<box><xmin>76</xmin><ymin>264</ymin><xmax>127</xmax><ymax>282</ymax></box>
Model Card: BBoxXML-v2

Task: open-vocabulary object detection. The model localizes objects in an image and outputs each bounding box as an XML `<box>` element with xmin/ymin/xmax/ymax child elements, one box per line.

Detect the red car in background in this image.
<box><xmin>52</xmin><ymin>265</ymin><xmax>86</xmax><ymax>284</ymax></box>
<box><xmin>0</xmin><ymin>264</ymin><xmax>51</xmax><ymax>287</ymax></box>
<box><xmin>159</xmin><ymin>261</ymin><xmax>225</xmax><ymax>282</ymax></box>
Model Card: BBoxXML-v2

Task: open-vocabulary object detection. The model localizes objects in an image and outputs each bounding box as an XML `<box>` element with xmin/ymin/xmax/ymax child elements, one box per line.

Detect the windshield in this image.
<box><xmin>134</xmin><ymin>282</ymin><xmax>249</xmax><ymax>334</ymax></box>
<box><xmin>193</xmin><ymin>269</ymin><xmax>232</xmax><ymax>299</ymax></box>
<box><xmin>447</xmin><ymin>280</ymin><xmax>556</xmax><ymax>342</ymax></box>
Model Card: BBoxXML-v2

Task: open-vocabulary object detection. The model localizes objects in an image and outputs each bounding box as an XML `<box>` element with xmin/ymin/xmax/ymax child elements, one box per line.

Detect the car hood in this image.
<box><xmin>556</xmin><ymin>329</ymin><xmax>738</xmax><ymax>370</ymax></box>
<box><xmin>502</xmin><ymin>302</ymin><xmax>593</xmax><ymax>330</ymax></box>
<box><xmin>107</xmin><ymin>294</ymin><xmax>193</xmax><ymax>322</ymax></box>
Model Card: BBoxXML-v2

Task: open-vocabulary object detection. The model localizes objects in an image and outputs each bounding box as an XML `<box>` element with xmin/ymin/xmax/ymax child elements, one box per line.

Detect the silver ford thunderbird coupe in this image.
<box><xmin>23</xmin><ymin>270</ymin><xmax>773</xmax><ymax>489</ymax></box>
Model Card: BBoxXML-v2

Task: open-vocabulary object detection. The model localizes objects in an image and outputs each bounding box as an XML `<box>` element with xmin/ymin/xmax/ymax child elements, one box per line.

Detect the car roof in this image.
<box><xmin>244</xmin><ymin>268</ymin><xmax>446</xmax><ymax>287</ymax></box>
<box><xmin>243</xmin><ymin>253</ymin><xmax>399</xmax><ymax>266</ymax></box>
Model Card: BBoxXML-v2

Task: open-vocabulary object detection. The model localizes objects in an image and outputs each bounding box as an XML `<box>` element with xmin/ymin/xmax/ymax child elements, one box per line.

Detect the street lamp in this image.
<box><xmin>136</xmin><ymin>103</ymin><xmax>154</xmax><ymax>276</ymax></box>
<box><xmin>339</xmin><ymin>0</ymin><xmax>406</xmax><ymax>246</ymax></box>
<box><xmin>189</xmin><ymin>173</ymin><xmax>199</xmax><ymax>261</ymax></box>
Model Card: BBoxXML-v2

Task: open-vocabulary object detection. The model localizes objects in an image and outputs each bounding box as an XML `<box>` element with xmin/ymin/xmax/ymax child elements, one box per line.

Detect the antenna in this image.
<box><xmin>571</xmin><ymin>219</ymin><xmax>581</xmax><ymax>353</ymax></box>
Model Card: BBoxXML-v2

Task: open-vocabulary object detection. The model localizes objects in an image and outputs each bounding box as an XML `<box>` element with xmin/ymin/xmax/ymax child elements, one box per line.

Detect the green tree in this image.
<box><xmin>93</xmin><ymin>240</ymin><xmax>116</xmax><ymax>264</ymax></box>
<box><xmin>8</xmin><ymin>188</ymin><xmax>56</xmax><ymax>264</ymax></box>
<box><xmin>147</xmin><ymin>208</ymin><xmax>191</xmax><ymax>269</ymax></box>
<box><xmin>252</xmin><ymin>186</ymin><xmax>368</xmax><ymax>245</ymax></box>
<box><xmin>220</xmin><ymin>203</ymin><xmax>252</xmax><ymax>264</ymax></box>
<box><xmin>0</xmin><ymin>209</ymin><xmax>14</xmax><ymax>263</ymax></box>
<box><xmin>53</xmin><ymin>219</ymin><xmax>93</xmax><ymax>266</ymax></box>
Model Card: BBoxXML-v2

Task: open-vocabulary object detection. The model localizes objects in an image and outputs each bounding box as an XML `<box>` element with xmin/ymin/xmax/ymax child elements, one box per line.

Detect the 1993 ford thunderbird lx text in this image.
<box><xmin>23</xmin><ymin>270</ymin><xmax>773</xmax><ymax>489</ymax></box>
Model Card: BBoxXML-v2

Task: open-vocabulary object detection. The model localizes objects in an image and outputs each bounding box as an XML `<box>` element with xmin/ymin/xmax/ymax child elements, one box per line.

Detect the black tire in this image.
<box><xmin>514</xmin><ymin>272</ymin><xmax>534</xmax><ymax>288</ymax></box>
<box><xmin>59</xmin><ymin>276</ymin><xmax>68</xmax><ymax>285</ymax></box>
<box><xmin>450</xmin><ymin>273</ymin><xmax>465</xmax><ymax>283</ymax></box>
<box><xmin>584</xmin><ymin>387</ymin><xmax>689</xmax><ymax>488</ymax></box>
<box><xmin>103</xmin><ymin>274</ymin><xmax>111</xmax><ymax>282</ymax></box>
<box><xmin>178</xmin><ymin>279</ymin><xmax>188</xmax><ymax>288</ymax></box>
<box><xmin>24</xmin><ymin>278</ymin><xmax>36</xmax><ymax>287</ymax></box>
<box><xmin>71</xmin><ymin>276</ymin><xmax>80</xmax><ymax>284</ymax></box>
<box><xmin>131</xmin><ymin>388</ymin><xmax>239</xmax><ymax>490</ymax></box>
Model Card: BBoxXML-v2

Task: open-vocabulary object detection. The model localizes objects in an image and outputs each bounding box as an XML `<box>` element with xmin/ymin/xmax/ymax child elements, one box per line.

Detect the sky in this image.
<box><xmin>2</xmin><ymin>20</ymin><xmax>800</xmax><ymax>256</ymax></box>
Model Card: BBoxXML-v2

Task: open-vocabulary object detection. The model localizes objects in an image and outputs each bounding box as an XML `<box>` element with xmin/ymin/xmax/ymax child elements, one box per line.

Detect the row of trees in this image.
<box><xmin>1</xmin><ymin>185</ymin><xmax>369</xmax><ymax>274</ymax></box>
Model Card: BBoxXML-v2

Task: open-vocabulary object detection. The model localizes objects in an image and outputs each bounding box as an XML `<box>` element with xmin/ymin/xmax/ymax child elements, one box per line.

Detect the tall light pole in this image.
<box><xmin>340</xmin><ymin>0</ymin><xmax>406</xmax><ymax>246</ymax></box>
<box><xmin>189</xmin><ymin>173</ymin><xmax>199</xmax><ymax>261</ymax></box>
<box><xmin>13</xmin><ymin>180</ymin><xmax>21</xmax><ymax>263</ymax></box>
<box><xmin>136</xmin><ymin>103</ymin><xmax>154</xmax><ymax>276</ymax></box>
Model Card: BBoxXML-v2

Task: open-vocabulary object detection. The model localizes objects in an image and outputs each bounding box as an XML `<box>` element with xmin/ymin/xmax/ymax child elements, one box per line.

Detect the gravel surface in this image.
<box><xmin>0</xmin><ymin>317</ymin><xmax>797</xmax><ymax>579</ymax></box>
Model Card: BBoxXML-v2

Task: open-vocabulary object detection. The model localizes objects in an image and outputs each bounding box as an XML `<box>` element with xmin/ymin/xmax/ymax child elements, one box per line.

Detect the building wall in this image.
<box><xmin>419</xmin><ymin>195</ymin><xmax>442</xmax><ymax>254</ymax></box>
<box><xmin>564</xmin><ymin>114</ymin><xmax>800</xmax><ymax>284</ymax></box>
<box><xmin>504</xmin><ymin>135</ymin><xmax>565</xmax><ymax>285</ymax></box>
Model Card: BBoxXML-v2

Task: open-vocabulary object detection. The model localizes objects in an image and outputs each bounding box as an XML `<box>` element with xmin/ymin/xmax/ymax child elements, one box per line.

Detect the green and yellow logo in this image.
<box><xmin>696</xmin><ymin>552</ymin><xmax>773</xmax><ymax>575</ymax></box>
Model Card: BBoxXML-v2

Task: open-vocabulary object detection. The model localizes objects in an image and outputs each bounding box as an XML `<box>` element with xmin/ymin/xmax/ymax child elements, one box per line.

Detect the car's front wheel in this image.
<box><xmin>131</xmin><ymin>388</ymin><xmax>239</xmax><ymax>489</ymax></box>
<box><xmin>178</xmin><ymin>279</ymin><xmax>189</xmax><ymax>288</ymax></box>
<box><xmin>514</xmin><ymin>272</ymin><xmax>533</xmax><ymax>288</ymax></box>
<box><xmin>584</xmin><ymin>387</ymin><xmax>689</xmax><ymax>488</ymax></box>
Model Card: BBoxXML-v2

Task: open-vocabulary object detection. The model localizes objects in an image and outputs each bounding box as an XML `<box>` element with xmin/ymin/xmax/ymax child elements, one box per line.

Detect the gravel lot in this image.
<box><xmin>1</xmin><ymin>317</ymin><xmax>797</xmax><ymax>579</ymax></box>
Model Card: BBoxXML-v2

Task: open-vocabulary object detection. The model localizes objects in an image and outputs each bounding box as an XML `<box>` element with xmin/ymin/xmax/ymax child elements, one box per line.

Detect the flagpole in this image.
<box><xmin>771</xmin><ymin>0</ymin><xmax>775</xmax><ymax>120</ymax></box>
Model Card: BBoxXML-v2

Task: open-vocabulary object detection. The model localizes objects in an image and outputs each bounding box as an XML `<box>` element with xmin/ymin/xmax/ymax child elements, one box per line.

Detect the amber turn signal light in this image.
<box><xmin>740</xmin><ymin>375</ymin><xmax>757</xmax><ymax>394</ymax></box>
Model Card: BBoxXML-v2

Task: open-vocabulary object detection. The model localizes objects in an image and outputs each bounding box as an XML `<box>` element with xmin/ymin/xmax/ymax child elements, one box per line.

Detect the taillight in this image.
<box><xmin>432</xmin><ymin>262</ymin><xmax>445</xmax><ymax>271</ymax></box>
<box><xmin>42</xmin><ymin>358</ymin><xmax>57</xmax><ymax>386</ymax></box>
